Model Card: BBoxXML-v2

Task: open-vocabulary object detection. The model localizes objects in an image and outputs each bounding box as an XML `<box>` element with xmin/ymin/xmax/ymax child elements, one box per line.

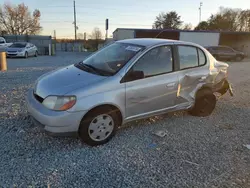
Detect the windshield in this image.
<box><xmin>77</xmin><ymin>42</ymin><xmax>144</xmax><ymax>75</ymax></box>
<box><xmin>10</xmin><ymin>43</ymin><xmax>26</xmax><ymax>48</ymax></box>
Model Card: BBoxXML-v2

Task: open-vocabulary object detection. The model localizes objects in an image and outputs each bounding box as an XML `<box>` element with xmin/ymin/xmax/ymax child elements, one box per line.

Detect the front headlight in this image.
<box><xmin>42</xmin><ymin>96</ymin><xmax>76</xmax><ymax>111</ymax></box>
<box><xmin>18</xmin><ymin>49</ymin><xmax>24</xmax><ymax>52</ymax></box>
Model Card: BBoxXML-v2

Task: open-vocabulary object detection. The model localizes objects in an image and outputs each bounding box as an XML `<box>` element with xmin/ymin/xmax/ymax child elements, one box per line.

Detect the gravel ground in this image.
<box><xmin>0</xmin><ymin>53</ymin><xmax>250</xmax><ymax>187</ymax></box>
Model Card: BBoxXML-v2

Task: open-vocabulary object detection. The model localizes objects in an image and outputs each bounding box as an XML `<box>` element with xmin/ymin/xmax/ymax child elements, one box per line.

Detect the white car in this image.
<box><xmin>6</xmin><ymin>42</ymin><xmax>38</xmax><ymax>58</ymax></box>
<box><xmin>0</xmin><ymin>37</ymin><xmax>12</xmax><ymax>49</ymax></box>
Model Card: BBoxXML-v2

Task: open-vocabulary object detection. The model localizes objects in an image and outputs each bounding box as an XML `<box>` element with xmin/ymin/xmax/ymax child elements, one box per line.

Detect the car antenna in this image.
<box><xmin>154</xmin><ymin>29</ymin><xmax>168</xmax><ymax>38</ymax></box>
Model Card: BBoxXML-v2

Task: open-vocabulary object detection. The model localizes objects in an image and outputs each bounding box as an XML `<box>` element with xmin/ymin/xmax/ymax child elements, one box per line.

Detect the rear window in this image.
<box><xmin>178</xmin><ymin>45</ymin><xmax>207</xmax><ymax>69</ymax></box>
<box><xmin>178</xmin><ymin>46</ymin><xmax>199</xmax><ymax>69</ymax></box>
<box><xmin>198</xmin><ymin>49</ymin><xmax>206</xmax><ymax>66</ymax></box>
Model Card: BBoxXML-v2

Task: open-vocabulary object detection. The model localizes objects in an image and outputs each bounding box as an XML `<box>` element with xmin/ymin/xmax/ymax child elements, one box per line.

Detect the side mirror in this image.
<box><xmin>121</xmin><ymin>70</ymin><xmax>144</xmax><ymax>83</ymax></box>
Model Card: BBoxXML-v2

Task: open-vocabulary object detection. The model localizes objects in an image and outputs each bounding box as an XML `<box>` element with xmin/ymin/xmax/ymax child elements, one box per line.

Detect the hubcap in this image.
<box><xmin>88</xmin><ymin>114</ymin><xmax>114</xmax><ymax>141</ymax></box>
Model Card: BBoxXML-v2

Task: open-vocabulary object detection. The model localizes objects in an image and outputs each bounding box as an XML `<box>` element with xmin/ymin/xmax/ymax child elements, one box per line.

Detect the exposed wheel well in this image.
<box><xmin>194</xmin><ymin>86</ymin><xmax>213</xmax><ymax>98</ymax></box>
<box><xmin>80</xmin><ymin>104</ymin><xmax>123</xmax><ymax>127</ymax></box>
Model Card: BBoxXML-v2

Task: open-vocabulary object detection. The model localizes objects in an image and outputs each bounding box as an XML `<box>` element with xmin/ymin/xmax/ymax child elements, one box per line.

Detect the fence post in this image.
<box><xmin>52</xmin><ymin>44</ymin><xmax>55</xmax><ymax>55</ymax></box>
<box><xmin>49</xmin><ymin>44</ymin><xmax>51</xmax><ymax>56</ymax></box>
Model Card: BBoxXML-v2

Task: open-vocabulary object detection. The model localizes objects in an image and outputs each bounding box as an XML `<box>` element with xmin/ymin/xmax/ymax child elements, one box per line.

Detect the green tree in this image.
<box><xmin>194</xmin><ymin>21</ymin><xmax>210</xmax><ymax>30</ymax></box>
<box><xmin>208</xmin><ymin>7</ymin><xmax>239</xmax><ymax>31</ymax></box>
<box><xmin>194</xmin><ymin>7</ymin><xmax>250</xmax><ymax>32</ymax></box>
<box><xmin>182</xmin><ymin>23</ymin><xmax>192</xmax><ymax>30</ymax></box>
<box><xmin>237</xmin><ymin>10</ymin><xmax>250</xmax><ymax>31</ymax></box>
<box><xmin>153</xmin><ymin>11</ymin><xmax>183</xmax><ymax>29</ymax></box>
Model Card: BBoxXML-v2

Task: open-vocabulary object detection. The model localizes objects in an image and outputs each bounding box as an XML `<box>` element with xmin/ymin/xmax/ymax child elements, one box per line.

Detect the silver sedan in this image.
<box><xmin>6</xmin><ymin>42</ymin><xmax>38</xmax><ymax>58</ymax></box>
<box><xmin>26</xmin><ymin>38</ymin><xmax>233</xmax><ymax>146</ymax></box>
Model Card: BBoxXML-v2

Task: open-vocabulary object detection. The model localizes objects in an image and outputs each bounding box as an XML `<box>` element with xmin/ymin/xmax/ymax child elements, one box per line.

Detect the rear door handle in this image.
<box><xmin>166</xmin><ymin>82</ymin><xmax>176</xmax><ymax>87</ymax></box>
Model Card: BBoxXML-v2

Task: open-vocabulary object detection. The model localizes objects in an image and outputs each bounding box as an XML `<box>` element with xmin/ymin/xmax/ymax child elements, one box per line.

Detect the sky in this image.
<box><xmin>4</xmin><ymin>0</ymin><xmax>250</xmax><ymax>39</ymax></box>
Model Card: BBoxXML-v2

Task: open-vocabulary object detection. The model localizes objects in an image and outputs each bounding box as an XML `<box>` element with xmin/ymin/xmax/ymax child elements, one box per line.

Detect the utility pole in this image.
<box><xmin>53</xmin><ymin>30</ymin><xmax>56</xmax><ymax>39</ymax></box>
<box><xmin>73</xmin><ymin>0</ymin><xmax>77</xmax><ymax>40</ymax></box>
<box><xmin>199</xmin><ymin>2</ymin><xmax>203</xmax><ymax>23</ymax></box>
<box><xmin>84</xmin><ymin>32</ymin><xmax>86</xmax><ymax>41</ymax></box>
<box><xmin>105</xmin><ymin>19</ymin><xmax>109</xmax><ymax>40</ymax></box>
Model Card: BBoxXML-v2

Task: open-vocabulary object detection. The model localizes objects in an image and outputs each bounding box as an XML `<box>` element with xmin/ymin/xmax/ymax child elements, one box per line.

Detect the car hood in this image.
<box><xmin>35</xmin><ymin>65</ymin><xmax>106</xmax><ymax>98</ymax></box>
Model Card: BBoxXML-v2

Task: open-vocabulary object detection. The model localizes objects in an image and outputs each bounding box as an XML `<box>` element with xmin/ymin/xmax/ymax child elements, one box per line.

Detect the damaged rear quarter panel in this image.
<box><xmin>177</xmin><ymin>50</ymin><xmax>229</xmax><ymax>108</ymax></box>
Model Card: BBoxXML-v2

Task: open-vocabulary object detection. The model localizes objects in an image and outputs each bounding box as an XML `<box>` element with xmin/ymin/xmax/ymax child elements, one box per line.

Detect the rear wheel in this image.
<box><xmin>189</xmin><ymin>88</ymin><xmax>216</xmax><ymax>117</ymax></box>
<box><xmin>34</xmin><ymin>51</ymin><xmax>38</xmax><ymax>57</ymax></box>
<box><xmin>78</xmin><ymin>106</ymin><xmax>120</xmax><ymax>146</ymax></box>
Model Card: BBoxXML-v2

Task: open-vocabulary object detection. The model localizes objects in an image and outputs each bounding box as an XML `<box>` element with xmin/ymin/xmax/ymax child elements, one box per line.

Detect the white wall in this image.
<box><xmin>113</xmin><ymin>29</ymin><xmax>135</xmax><ymax>41</ymax></box>
<box><xmin>180</xmin><ymin>32</ymin><xmax>220</xmax><ymax>47</ymax></box>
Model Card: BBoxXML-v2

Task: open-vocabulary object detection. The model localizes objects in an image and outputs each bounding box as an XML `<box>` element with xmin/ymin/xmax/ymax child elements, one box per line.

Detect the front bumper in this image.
<box><xmin>213</xmin><ymin>79</ymin><xmax>233</xmax><ymax>96</ymax></box>
<box><xmin>26</xmin><ymin>89</ymin><xmax>86</xmax><ymax>134</ymax></box>
<box><xmin>7</xmin><ymin>52</ymin><xmax>25</xmax><ymax>57</ymax></box>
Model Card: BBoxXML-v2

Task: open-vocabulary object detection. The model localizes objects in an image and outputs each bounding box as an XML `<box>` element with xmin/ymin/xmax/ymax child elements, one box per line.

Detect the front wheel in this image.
<box><xmin>78</xmin><ymin>107</ymin><xmax>119</xmax><ymax>146</ymax></box>
<box><xmin>189</xmin><ymin>88</ymin><xmax>216</xmax><ymax>117</ymax></box>
<box><xmin>24</xmin><ymin>52</ymin><xmax>28</xmax><ymax>58</ymax></box>
<box><xmin>235</xmin><ymin>56</ymin><xmax>243</xmax><ymax>62</ymax></box>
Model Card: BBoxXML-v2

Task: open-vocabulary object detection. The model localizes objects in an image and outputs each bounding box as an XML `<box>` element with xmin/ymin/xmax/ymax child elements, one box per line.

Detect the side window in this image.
<box><xmin>131</xmin><ymin>45</ymin><xmax>173</xmax><ymax>79</ymax></box>
<box><xmin>220</xmin><ymin>47</ymin><xmax>233</xmax><ymax>52</ymax></box>
<box><xmin>225</xmin><ymin>47</ymin><xmax>233</xmax><ymax>52</ymax></box>
<box><xmin>198</xmin><ymin>49</ymin><xmax>206</xmax><ymax>66</ymax></box>
<box><xmin>178</xmin><ymin>46</ymin><xmax>198</xmax><ymax>69</ymax></box>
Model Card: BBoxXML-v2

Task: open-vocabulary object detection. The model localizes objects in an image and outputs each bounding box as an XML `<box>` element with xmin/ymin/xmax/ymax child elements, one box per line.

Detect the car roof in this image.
<box><xmin>205</xmin><ymin>45</ymin><xmax>231</xmax><ymax>48</ymax></box>
<box><xmin>117</xmin><ymin>38</ymin><xmax>196</xmax><ymax>47</ymax></box>
<box><xmin>13</xmin><ymin>42</ymin><xmax>28</xmax><ymax>45</ymax></box>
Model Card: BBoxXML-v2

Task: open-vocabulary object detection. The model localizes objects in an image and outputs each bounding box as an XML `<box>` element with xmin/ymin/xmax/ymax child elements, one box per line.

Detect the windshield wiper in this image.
<box><xmin>77</xmin><ymin>62</ymin><xmax>112</xmax><ymax>76</ymax></box>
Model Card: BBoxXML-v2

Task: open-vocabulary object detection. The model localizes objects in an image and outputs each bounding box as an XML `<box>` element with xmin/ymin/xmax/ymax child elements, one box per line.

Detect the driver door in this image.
<box><xmin>123</xmin><ymin>45</ymin><xmax>179</xmax><ymax>120</ymax></box>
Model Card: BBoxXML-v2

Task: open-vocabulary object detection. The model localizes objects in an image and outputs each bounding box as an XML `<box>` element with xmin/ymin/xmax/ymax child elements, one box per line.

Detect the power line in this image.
<box><xmin>39</xmin><ymin>4</ymin><xmax>165</xmax><ymax>10</ymax></box>
<box><xmin>40</xmin><ymin>21</ymin><xmax>152</xmax><ymax>27</ymax></box>
<box><xmin>40</xmin><ymin>11</ymin><xmax>157</xmax><ymax>17</ymax></box>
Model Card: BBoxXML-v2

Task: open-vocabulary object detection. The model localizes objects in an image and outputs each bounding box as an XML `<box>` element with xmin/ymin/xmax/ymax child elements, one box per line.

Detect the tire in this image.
<box><xmin>235</xmin><ymin>56</ymin><xmax>243</xmax><ymax>62</ymax></box>
<box><xmin>35</xmin><ymin>51</ymin><xmax>38</xmax><ymax>57</ymax></box>
<box><xmin>189</xmin><ymin>88</ymin><xmax>216</xmax><ymax>117</ymax></box>
<box><xmin>78</xmin><ymin>106</ymin><xmax>120</xmax><ymax>146</ymax></box>
<box><xmin>24</xmin><ymin>52</ymin><xmax>28</xmax><ymax>58</ymax></box>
